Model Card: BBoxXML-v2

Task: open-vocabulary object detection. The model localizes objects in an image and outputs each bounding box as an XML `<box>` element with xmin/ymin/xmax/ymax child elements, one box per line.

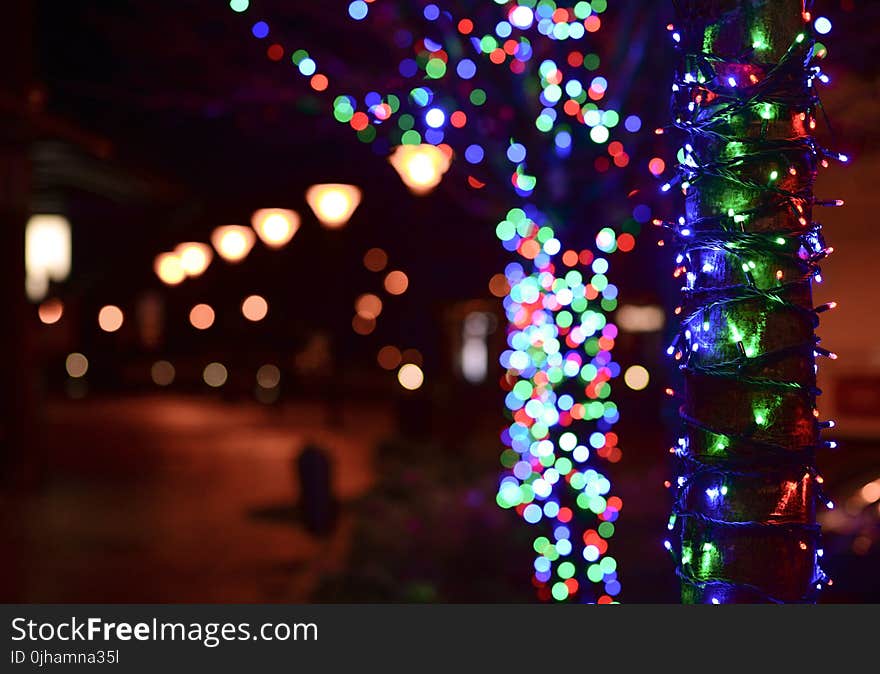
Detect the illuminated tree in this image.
<box><xmin>662</xmin><ymin>0</ymin><xmax>843</xmax><ymax>603</ymax></box>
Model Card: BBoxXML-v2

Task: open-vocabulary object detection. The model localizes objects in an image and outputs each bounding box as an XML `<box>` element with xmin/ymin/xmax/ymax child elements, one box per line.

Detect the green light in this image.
<box><xmin>400</xmin><ymin>129</ymin><xmax>421</xmax><ymax>145</ymax></box>
<box><xmin>796</xmin><ymin>33</ymin><xmax>805</xmax><ymax>43</ymax></box>
<box><xmin>760</xmin><ymin>103</ymin><xmax>773</xmax><ymax>120</ymax></box>
<box><xmin>681</xmin><ymin>545</ymin><xmax>692</xmax><ymax>566</ymax></box>
<box><xmin>469</xmin><ymin>88</ymin><xmax>488</xmax><ymax>106</ymax></box>
<box><xmin>229</xmin><ymin>0</ymin><xmax>249</xmax><ymax>12</ymax></box>
<box><xmin>551</xmin><ymin>582</ymin><xmax>569</xmax><ymax>601</ymax></box>
<box><xmin>775</xmin><ymin>237</ymin><xmax>785</xmax><ymax>245</ymax></box>
<box><xmin>769</xmin><ymin>170</ymin><xmax>778</xmax><ymax>181</ymax></box>
<box><xmin>558</xmin><ymin>562</ymin><xmax>576</xmax><ymax>579</ymax></box>
<box><xmin>425</xmin><ymin>58</ymin><xmax>446</xmax><ymax>79</ymax></box>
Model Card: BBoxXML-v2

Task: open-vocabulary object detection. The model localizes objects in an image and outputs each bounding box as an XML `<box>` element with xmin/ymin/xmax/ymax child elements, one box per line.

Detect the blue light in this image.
<box><xmin>507</xmin><ymin>143</ymin><xmax>527</xmax><ymax>163</ymax></box>
<box><xmin>424</xmin><ymin>129</ymin><xmax>444</xmax><ymax>145</ymax></box>
<box><xmin>251</xmin><ymin>21</ymin><xmax>269</xmax><ymax>39</ymax></box>
<box><xmin>523</xmin><ymin>504</ymin><xmax>542</xmax><ymax>524</ymax></box>
<box><xmin>399</xmin><ymin>59</ymin><xmax>418</xmax><ymax>78</ymax></box>
<box><xmin>348</xmin><ymin>0</ymin><xmax>368</xmax><ymax>20</ymax></box>
<box><xmin>624</xmin><ymin>115</ymin><xmax>642</xmax><ymax>132</ymax></box>
<box><xmin>425</xmin><ymin>107</ymin><xmax>446</xmax><ymax>128</ymax></box>
<box><xmin>423</xmin><ymin>3</ymin><xmax>440</xmax><ymax>21</ymax></box>
<box><xmin>555</xmin><ymin>131</ymin><xmax>572</xmax><ymax>149</ymax></box>
<box><xmin>456</xmin><ymin>59</ymin><xmax>476</xmax><ymax>80</ymax></box>
<box><xmin>632</xmin><ymin>204</ymin><xmax>651</xmax><ymax>223</ymax></box>
<box><xmin>465</xmin><ymin>144</ymin><xmax>484</xmax><ymax>164</ymax></box>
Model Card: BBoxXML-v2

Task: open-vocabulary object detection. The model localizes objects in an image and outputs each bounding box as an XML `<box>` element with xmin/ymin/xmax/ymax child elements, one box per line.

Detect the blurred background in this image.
<box><xmin>0</xmin><ymin>0</ymin><xmax>876</xmax><ymax>603</ymax></box>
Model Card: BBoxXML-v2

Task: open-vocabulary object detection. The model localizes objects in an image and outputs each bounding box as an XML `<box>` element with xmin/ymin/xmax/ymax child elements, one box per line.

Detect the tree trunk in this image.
<box><xmin>668</xmin><ymin>0</ymin><xmax>835</xmax><ymax>603</ymax></box>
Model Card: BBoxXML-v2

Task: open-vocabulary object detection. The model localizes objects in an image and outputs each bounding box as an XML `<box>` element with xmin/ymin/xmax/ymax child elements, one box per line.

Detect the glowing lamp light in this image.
<box><xmin>211</xmin><ymin>225</ymin><xmax>256</xmax><ymax>263</ymax></box>
<box><xmin>25</xmin><ymin>214</ymin><xmax>71</xmax><ymax>302</ymax></box>
<box><xmin>388</xmin><ymin>144</ymin><xmax>451</xmax><ymax>195</ymax></box>
<box><xmin>305</xmin><ymin>184</ymin><xmax>362</xmax><ymax>228</ymax></box>
<box><xmin>174</xmin><ymin>242</ymin><xmax>213</xmax><ymax>277</ymax></box>
<box><xmin>154</xmin><ymin>252</ymin><xmax>186</xmax><ymax>286</ymax></box>
<box><xmin>251</xmin><ymin>208</ymin><xmax>300</xmax><ymax>248</ymax></box>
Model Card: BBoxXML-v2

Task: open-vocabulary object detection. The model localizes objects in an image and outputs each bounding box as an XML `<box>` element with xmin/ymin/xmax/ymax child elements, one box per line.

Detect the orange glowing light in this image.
<box><xmin>384</xmin><ymin>270</ymin><xmax>409</xmax><ymax>295</ymax></box>
<box><xmin>38</xmin><ymin>298</ymin><xmax>64</xmax><ymax>324</ymax></box>
<box><xmin>377</xmin><ymin>345</ymin><xmax>402</xmax><ymax>370</ymax></box>
<box><xmin>189</xmin><ymin>303</ymin><xmax>215</xmax><ymax>330</ymax></box>
<box><xmin>98</xmin><ymin>305</ymin><xmax>124</xmax><ymax>332</ymax></box>
<box><xmin>355</xmin><ymin>293</ymin><xmax>383</xmax><ymax>320</ymax></box>
<box><xmin>241</xmin><ymin>294</ymin><xmax>268</xmax><ymax>322</ymax></box>
<box><xmin>363</xmin><ymin>247</ymin><xmax>388</xmax><ymax>272</ymax></box>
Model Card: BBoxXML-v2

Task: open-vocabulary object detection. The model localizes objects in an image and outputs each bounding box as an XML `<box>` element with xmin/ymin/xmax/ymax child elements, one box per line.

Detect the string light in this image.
<box><xmin>226</xmin><ymin>0</ymin><xmax>651</xmax><ymax>603</ymax></box>
<box><xmin>662</xmin><ymin>3</ymin><xmax>843</xmax><ymax>604</ymax></box>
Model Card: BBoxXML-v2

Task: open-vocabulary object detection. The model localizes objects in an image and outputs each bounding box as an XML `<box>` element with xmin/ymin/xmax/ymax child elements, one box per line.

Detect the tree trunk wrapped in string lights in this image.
<box><xmin>663</xmin><ymin>0</ymin><xmax>844</xmax><ymax>603</ymax></box>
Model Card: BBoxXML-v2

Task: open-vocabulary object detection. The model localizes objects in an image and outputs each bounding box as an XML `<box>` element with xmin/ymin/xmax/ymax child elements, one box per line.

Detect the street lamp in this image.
<box><xmin>210</xmin><ymin>225</ymin><xmax>256</xmax><ymax>263</ymax></box>
<box><xmin>251</xmin><ymin>208</ymin><xmax>300</xmax><ymax>248</ymax></box>
<box><xmin>174</xmin><ymin>242</ymin><xmax>213</xmax><ymax>277</ymax></box>
<box><xmin>154</xmin><ymin>252</ymin><xmax>185</xmax><ymax>286</ymax></box>
<box><xmin>25</xmin><ymin>214</ymin><xmax>71</xmax><ymax>301</ymax></box>
<box><xmin>388</xmin><ymin>144</ymin><xmax>451</xmax><ymax>195</ymax></box>
<box><xmin>305</xmin><ymin>184</ymin><xmax>362</xmax><ymax>229</ymax></box>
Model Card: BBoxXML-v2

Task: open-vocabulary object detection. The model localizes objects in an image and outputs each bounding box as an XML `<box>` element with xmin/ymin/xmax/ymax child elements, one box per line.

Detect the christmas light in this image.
<box><xmin>662</xmin><ymin>1</ymin><xmax>844</xmax><ymax>604</ymax></box>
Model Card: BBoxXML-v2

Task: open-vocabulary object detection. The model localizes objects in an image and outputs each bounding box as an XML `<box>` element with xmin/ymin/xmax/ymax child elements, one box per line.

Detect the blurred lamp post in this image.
<box><xmin>174</xmin><ymin>242</ymin><xmax>213</xmax><ymax>277</ymax></box>
<box><xmin>251</xmin><ymin>208</ymin><xmax>300</xmax><ymax>248</ymax></box>
<box><xmin>153</xmin><ymin>252</ymin><xmax>185</xmax><ymax>286</ymax></box>
<box><xmin>388</xmin><ymin>144</ymin><xmax>451</xmax><ymax>195</ymax></box>
<box><xmin>25</xmin><ymin>214</ymin><xmax>71</xmax><ymax>302</ymax></box>
<box><xmin>305</xmin><ymin>184</ymin><xmax>362</xmax><ymax>229</ymax></box>
<box><xmin>210</xmin><ymin>224</ymin><xmax>256</xmax><ymax>263</ymax></box>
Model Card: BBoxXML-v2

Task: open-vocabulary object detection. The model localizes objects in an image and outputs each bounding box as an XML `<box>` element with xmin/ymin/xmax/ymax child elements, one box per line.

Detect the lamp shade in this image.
<box><xmin>174</xmin><ymin>242</ymin><xmax>213</xmax><ymax>277</ymax></box>
<box><xmin>154</xmin><ymin>252</ymin><xmax>185</xmax><ymax>286</ymax></box>
<box><xmin>210</xmin><ymin>225</ymin><xmax>256</xmax><ymax>263</ymax></box>
<box><xmin>305</xmin><ymin>184</ymin><xmax>362</xmax><ymax>228</ymax></box>
<box><xmin>388</xmin><ymin>144</ymin><xmax>451</xmax><ymax>195</ymax></box>
<box><xmin>251</xmin><ymin>208</ymin><xmax>300</xmax><ymax>248</ymax></box>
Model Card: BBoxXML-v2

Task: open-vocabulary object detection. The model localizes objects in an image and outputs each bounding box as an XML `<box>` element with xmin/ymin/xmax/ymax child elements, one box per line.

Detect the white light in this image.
<box><xmin>25</xmin><ymin>214</ymin><xmax>72</xmax><ymax>302</ymax></box>
<box><xmin>461</xmin><ymin>312</ymin><xmax>492</xmax><ymax>383</ymax></box>
<box><xmin>814</xmin><ymin>17</ymin><xmax>832</xmax><ymax>35</ymax></box>
<box><xmin>425</xmin><ymin>107</ymin><xmax>445</xmax><ymax>128</ymax></box>
<box><xmin>510</xmin><ymin>5</ymin><xmax>533</xmax><ymax>29</ymax></box>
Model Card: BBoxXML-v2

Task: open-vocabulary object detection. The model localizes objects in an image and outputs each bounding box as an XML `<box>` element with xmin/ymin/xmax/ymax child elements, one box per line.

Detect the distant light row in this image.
<box><xmin>65</xmin><ymin>353</ymin><xmax>423</xmax><ymax>392</ymax></box>
<box><xmin>155</xmin><ymin>184</ymin><xmax>362</xmax><ymax>286</ymax></box>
